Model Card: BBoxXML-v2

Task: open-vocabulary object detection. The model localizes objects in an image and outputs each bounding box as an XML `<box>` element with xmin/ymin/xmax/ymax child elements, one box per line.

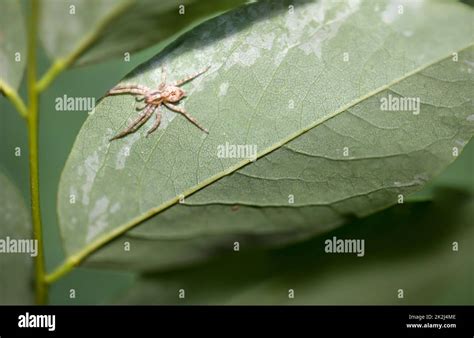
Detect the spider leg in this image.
<box><xmin>109</xmin><ymin>104</ymin><xmax>156</xmax><ymax>141</ymax></box>
<box><xmin>146</xmin><ymin>106</ymin><xmax>163</xmax><ymax>137</ymax></box>
<box><xmin>164</xmin><ymin>102</ymin><xmax>209</xmax><ymax>134</ymax></box>
<box><xmin>106</xmin><ymin>84</ymin><xmax>149</xmax><ymax>97</ymax></box>
<box><xmin>172</xmin><ymin>66</ymin><xmax>210</xmax><ymax>87</ymax></box>
<box><xmin>146</xmin><ymin>91</ymin><xmax>163</xmax><ymax>103</ymax></box>
<box><xmin>136</xmin><ymin>103</ymin><xmax>147</xmax><ymax>111</ymax></box>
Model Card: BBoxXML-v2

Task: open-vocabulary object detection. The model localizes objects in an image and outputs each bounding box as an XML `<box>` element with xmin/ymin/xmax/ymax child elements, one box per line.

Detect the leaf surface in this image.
<box><xmin>0</xmin><ymin>172</ymin><xmax>33</xmax><ymax>304</ymax></box>
<box><xmin>0</xmin><ymin>0</ymin><xmax>26</xmax><ymax>91</ymax></box>
<box><xmin>57</xmin><ymin>0</ymin><xmax>474</xmax><ymax>267</ymax></box>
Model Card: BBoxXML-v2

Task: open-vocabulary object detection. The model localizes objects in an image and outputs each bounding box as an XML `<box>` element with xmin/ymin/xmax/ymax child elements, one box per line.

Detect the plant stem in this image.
<box><xmin>27</xmin><ymin>0</ymin><xmax>47</xmax><ymax>305</ymax></box>
<box><xmin>0</xmin><ymin>82</ymin><xmax>28</xmax><ymax>118</ymax></box>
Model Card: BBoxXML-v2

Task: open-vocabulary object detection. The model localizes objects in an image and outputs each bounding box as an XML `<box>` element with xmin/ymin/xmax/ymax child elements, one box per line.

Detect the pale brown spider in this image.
<box><xmin>106</xmin><ymin>65</ymin><xmax>210</xmax><ymax>141</ymax></box>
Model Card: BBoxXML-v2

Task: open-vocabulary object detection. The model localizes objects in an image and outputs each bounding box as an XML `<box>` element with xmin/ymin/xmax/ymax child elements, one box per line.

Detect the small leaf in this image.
<box><xmin>0</xmin><ymin>0</ymin><xmax>26</xmax><ymax>91</ymax></box>
<box><xmin>38</xmin><ymin>0</ymin><xmax>249</xmax><ymax>66</ymax></box>
<box><xmin>0</xmin><ymin>172</ymin><xmax>33</xmax><ymax>304</ymax></box>
<box><xmin>118</xmin><ymin>191</ymin><xmax>474</xmax><ymax>304</ymax></box>
<box><xmin>58</xmin><ymin>0</ymin><xmax>474</xmax><ymax>267</ymax></box>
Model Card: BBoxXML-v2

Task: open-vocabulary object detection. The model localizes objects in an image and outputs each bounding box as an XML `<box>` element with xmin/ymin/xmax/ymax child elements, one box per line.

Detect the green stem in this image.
<box><xmin>44</xmin><ymin>256</ymin><xmax>78</xmax><ymax>284</ymax></box>
<box><xmin>0</xmin><ymin>82</ymin><xmax>28</xmax><ymax>118</ymax></box>
<box><xmin>36</xmin><ymin>59</ymin><xmax>68</xmax><ymax>93</ymax></box>
<box><xmin>5</xmin><ymin>0</ymin><xmax>135</xmax><ymax>302</ymax></box>
<box><xmin>27</xmin><ymin>0</ymin><xmax>47</xmax><ymax>305</ymax></box>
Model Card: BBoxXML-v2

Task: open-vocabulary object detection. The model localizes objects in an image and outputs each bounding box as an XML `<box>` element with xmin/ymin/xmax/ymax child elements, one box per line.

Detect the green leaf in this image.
<box><xmin>84</xmin><ymin>204</ymin><xmax>347</xmax><ymax>271</ymax></box>
<box><xmin>118</xmin><ymin>190</ymin><xmax>474</xmax><ymax>304</ymax></box>
<box><xmin>0</xmin><ymin>0</ymin><xmax>26</xmax><ymax>91</ymax></box>
<box><xmin>58</xmin><ymin>0</ymin><xmax>474</xmax><ymax>268</ymax></box>
<box><xmin>0</xmin><ymin>171</ymin><xmax>34</xmax><ymax>304</ymax></box>
<box><xmin>38</xmin><ymin>0</ymin><xmax>249</xmax><ymax>66</ymax></box>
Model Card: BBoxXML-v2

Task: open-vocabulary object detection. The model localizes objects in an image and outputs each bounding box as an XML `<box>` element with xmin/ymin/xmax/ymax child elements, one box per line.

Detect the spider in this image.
<box><xmin>105</xmin><ymin>65</ymin><xmax>210</xmax><ymax>141</ymax></box>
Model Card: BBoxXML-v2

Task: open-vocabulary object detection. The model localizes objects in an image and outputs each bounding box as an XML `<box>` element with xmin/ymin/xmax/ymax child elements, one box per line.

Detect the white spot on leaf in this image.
<box><xmin>110</xmin><ymin>202</ymin><xmax>121</xmax><ymax>213</ymax></box>
<box><xmin>219</xmin><ymin>82</ymin><xmax>229</xmax><ymax>96</ymax></box>
<box><xmin>225</xmin><ymin>44</ymin><xmax>262</xmax><ymax>70</ymax></box>
<box><xmin>115</xmin><ymin>132</ymin><xmax>140</xmax><ymax>170</ymax></box>
<box><xmin>298</xmin><ymin>1</ymin><xmax>360</xmax><ymax>59</ymax></box>
<box><xmin>246</xmin><ymin>31</ymin><xmax>275</xmax><ymax>51</ymax></box>
<box><xmin>81</xmin><ymin>151</ymin><xmax>100</xmax><ymax>206</ymax></box>
<box><xmin>86</xmin><ymin>196</ymin><xmax>110</xmax><ymax>242</ymax></box>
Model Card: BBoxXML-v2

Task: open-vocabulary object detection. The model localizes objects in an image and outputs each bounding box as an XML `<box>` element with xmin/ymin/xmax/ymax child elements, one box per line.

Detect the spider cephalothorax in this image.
<box><xmin>105</xmin><ymin>65</ymin><xmax>210</xmax><ymax>141</ymax></box>
<box><xmin>156</xmin><ymin>86</ymin><xmax>185</xmax><ymax>103</ymax></box>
